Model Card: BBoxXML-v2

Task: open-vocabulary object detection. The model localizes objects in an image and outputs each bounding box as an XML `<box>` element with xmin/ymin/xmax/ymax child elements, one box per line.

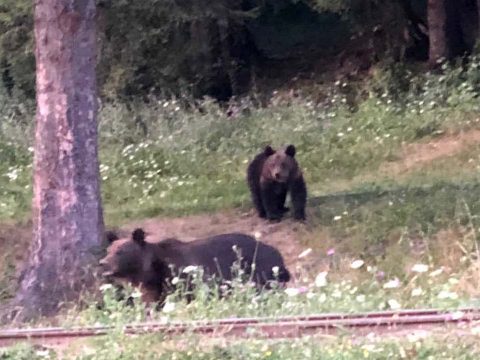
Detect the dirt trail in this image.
<box><xmin>380</xmin><ymin>129</ymin><xmax>480</xmax><ymax>175</ymax></box>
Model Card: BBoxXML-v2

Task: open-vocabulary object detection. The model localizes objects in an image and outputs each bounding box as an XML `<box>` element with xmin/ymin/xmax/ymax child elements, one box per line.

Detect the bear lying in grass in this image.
<box><xmin>100</xmin><ymin>228</ymin><xmax>291</xmax><ymax>305</ymax></box>
<box><xmin>247</xmin><ymin>144</ymin><xmax>307</xmax><ymax>221</ymax></box>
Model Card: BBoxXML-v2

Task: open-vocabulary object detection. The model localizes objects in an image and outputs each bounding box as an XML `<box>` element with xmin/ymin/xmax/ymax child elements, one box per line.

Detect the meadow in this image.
<box><xmin>2</xmin><ymin>59</ymin><xmax>480</xmax><ymax>357</ymax></box>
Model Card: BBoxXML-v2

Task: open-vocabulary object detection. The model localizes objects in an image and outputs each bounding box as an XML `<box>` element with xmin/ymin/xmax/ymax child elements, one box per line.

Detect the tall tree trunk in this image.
<box><xmin>478</xmin><ymin>0</ymin><xmax>480</xmax><ymax>38</ymax></box>
<box><xmin>428</xmin><ymin>0</ymin><xmax>468</xmax><ymax>66</ymax></box>
<box><xmin>11</xmin><ymin>0</ymin><xmax>103</xmax><ymax>322</ymax></box>
<box><xmin>427</xmin><ymin>0</ymin><xmax>448</xmax><ymax>66</ymax></box>
<box><xmin>444</xmin><ymin>0</ymin><xmax>468</xmax><ymax>58</ymax></box>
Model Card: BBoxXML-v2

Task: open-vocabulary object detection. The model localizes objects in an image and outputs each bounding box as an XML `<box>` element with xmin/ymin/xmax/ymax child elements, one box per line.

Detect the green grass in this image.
<box><xmin>76</xmin><ymin>335</ymin><xmax>480</xmax><ymax>360</ymax></box>
<box><xmin>2</xmin><ymin>62</ymin><xmax>480</xmax><ymax>224</ymax></box>
<box><xmin>4</xmin><ymin>330</ymin><xmax>480</xmax><ymax>359</ymax></box>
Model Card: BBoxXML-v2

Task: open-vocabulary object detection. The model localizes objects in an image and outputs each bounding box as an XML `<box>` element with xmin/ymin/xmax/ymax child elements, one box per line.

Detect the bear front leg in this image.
<box><xmin>290</xmin><ymin>176</ymin><xmax>307</xmax><ymax>220</ymax></box>
<box><xmin>251</xmin><ymin>188</ymin><xmax>267</xmax><ymax>218</ymax></box>
<box><xmin>261</xmin><ymin>184</ymin><xmax>284</xmax><ymax>221</ymax></box>
<box><xmin>277</xmin><ymin>189</ymin><xmax>290</xmax><ymax>214</ymax></box>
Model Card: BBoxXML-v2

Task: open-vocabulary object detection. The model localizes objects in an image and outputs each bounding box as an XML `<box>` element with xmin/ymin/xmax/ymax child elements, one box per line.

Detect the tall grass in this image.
<box><xmin>1</xmin><ymin>59</ymin><xmax>480</xmax><ymax>223</ymax></box>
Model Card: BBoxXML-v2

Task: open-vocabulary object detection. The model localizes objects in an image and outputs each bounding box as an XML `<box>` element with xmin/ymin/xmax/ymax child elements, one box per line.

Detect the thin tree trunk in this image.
<box><xmin>427</xmin><ymin>0</ymin><xmax>448</xmax><ymax>66</ymax></box>
<box><xmin>478</xmin><ymin>0</ymin><xmax>480</xmax><ymax>38</ymax></box>
<box><xmin>10</xmin><ymin>0</ymin><xmax>104</xmax><ymax>321</ymax></box>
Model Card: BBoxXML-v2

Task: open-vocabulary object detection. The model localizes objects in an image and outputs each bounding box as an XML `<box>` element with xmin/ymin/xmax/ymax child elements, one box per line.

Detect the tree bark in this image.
<box><xmin>10</xmin><ymin>0</ymin><xmax>104</xmax><ymax>321</ymax></box>
<box><xmin>427</xmin><ymin>0</ymin><xmax>448</xmax><ymax>66</ymax></box>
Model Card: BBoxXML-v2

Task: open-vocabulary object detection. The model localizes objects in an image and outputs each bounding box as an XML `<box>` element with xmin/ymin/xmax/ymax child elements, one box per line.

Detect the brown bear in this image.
<box><xmin>99</xmin><ymin>228</ymin><xmax>291</xmax><ymax>305</ymax></box>
<box><xmin>247</xmin><ymin>144</ymin><xmax>307</xmax><ymax>221</ymax></box>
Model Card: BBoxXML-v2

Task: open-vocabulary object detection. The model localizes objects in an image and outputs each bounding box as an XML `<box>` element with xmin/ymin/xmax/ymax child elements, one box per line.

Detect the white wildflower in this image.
<box><xmin>411</xmin><ymin>264</ymin><xmax>429</xmax><ymax>273</ymax></box>
<box><xmin>411</xmin><ymin>288</ymin><xmax>423</xmax><ymax>297</ymax></box>
<box><xmin>429</xmin><ymin>268</ymin><xmax>444</xmax><ymax>277</ymax></box>
<box><xmin>285</xmin><ymin>288</ymin><xmax>300</xmax><ymax>297</ymax></box>
<box><xmin>387</xmin><ymin>299</ymin><xmax>401</xmax><ymax>310</ymax></box>
<box><xmin>298</xmin><ymin>248</ymin><xmax>312</xmax><ymax>259</ymax></box>
<box><xmin>315</xmin><ymin>271</ymin><xmax>328</xmax><ymax>288</ymax></box>
<box><xmin>35</xmin><ymin>350</ymin><xmax>50</xmax><ymax>358</ymax></box>
<box><xmin>162</xmin><ymin>302</ymin><xmax>176</xmax><ymax>313</ymax></box>
<box><xmin>182</xmin><ymin>265</ymin><xmax>198</xmax><ymax>274</ymax></box>
<box><xmin>356</xmin><ymin>294</ymin><xmax>366</xmax><ymax>303</ymax></box>
<box><xmin>350</xmin><ymin>259</ymin><xmax>364</xmax><ymax>269</ymax></box>
<box><xmin>383</xmin><ymin>278</ymin><xmax>400</xmax><ymax>289</ymax></box>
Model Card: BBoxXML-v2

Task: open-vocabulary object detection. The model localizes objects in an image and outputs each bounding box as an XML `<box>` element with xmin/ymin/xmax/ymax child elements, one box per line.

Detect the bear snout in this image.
<box><xmin>99</xmin><ymin>258</ymin><xmax>115</xmax><ymax>277</ymax></box>
<box><xmin>274</xmin><ymin>172</ymin><xmax>288</xmax><ymax>182</ymax></box>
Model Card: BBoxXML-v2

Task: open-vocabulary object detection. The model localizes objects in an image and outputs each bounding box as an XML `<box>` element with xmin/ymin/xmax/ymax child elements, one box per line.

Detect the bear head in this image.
<box><xmin>99</xmin><ymin>228</ymin><xmax>154</xmax><ymax>284</ymax></box>
<box><xmin>261</xmin><ymin>144</ymin><xmax>300</xmax><ymax>183</ymax></box>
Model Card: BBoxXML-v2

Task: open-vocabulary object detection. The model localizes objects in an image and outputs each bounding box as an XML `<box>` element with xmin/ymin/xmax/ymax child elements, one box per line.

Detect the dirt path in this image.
<box><xmin>380</xmin><ymin>128</ymin><xmax>480</xmax><ymax>175</ymax></box>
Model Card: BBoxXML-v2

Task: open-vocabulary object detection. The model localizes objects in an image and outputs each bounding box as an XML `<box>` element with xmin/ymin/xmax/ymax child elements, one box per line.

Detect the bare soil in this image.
<box><xmin>379</xmin><ymin>129</ymin><xmax>480</xmax><ymax>175</ymax></box>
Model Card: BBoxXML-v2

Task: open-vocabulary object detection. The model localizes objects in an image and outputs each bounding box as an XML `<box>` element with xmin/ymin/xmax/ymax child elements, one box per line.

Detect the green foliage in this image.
<box><xmin>0</xmin><ymin>0</ymin><xmax>34</xmax><ymax>98</ymax></box>
<box><xmin>0</xmin><ymin>0</ymin><xmax>412</xmax><ymax>100</ymax></box>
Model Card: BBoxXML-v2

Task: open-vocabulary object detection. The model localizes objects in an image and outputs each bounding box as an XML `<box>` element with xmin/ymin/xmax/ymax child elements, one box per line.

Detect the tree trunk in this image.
<box><xmin>478</xmin><ymin>0</ymin><xmax>480</xmax><ymax>38</ymax></box>
<box><xmin>444</xmin><ymin>0</ymin><xmax>468</xmax><ymax>58</ymax></box>
<box><xmin>427</xmin><ymin>0</ymin><xmax>448</xmax><ymax>66</ymax></box>
<box><xmin>428</xmin><ymin>0</ymin><xmax>468</xmax><ymax>66</ymax></box>
<box><xmin>11</xmin><ymin>0</ymin><xmax>104</xmax><ymax>322</ymax></box>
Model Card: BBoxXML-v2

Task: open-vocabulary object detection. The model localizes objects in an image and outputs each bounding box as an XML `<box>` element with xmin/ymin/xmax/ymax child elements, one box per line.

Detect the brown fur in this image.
<box><xmin>99</xmin><ymin>228</ymin><xmax>291</xmax><ymax>305</ymax></box>
<box><xmin>247</xmin><ymin>145</ymin><xmax>307</xmax><ymax>221</ymax></box>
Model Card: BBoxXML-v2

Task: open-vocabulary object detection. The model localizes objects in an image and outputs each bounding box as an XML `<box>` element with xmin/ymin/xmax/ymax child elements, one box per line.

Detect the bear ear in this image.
<box><xmin>105</xmin><ymin>231</ymin><xmax>119</xmax><ymax>244</ymax></box>
<box><xmin>264</xmin><ymin>145</ymin><xmax>275</xmax><ymax>156</ymax></box>
<box><xmin>132</xmin><ymin>228</ymin><xmax>146</xmax><ymax>246</ymax></box>
<box><xmin>285</xmin><ymin>144</ymin><xmax>296</xmax><ymax>157</ymax></box>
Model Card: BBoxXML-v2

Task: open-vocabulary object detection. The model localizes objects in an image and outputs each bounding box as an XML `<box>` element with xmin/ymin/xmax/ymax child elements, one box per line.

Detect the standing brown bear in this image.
<box><xmin>99</xmin><ymin>228</ymin><xmax>291</xmax><ymax>305</ymax></box>
<box><xmin>247</xmin><ymin>144</ymin><xmax>307</xmax><ymax>221</ymax></box>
